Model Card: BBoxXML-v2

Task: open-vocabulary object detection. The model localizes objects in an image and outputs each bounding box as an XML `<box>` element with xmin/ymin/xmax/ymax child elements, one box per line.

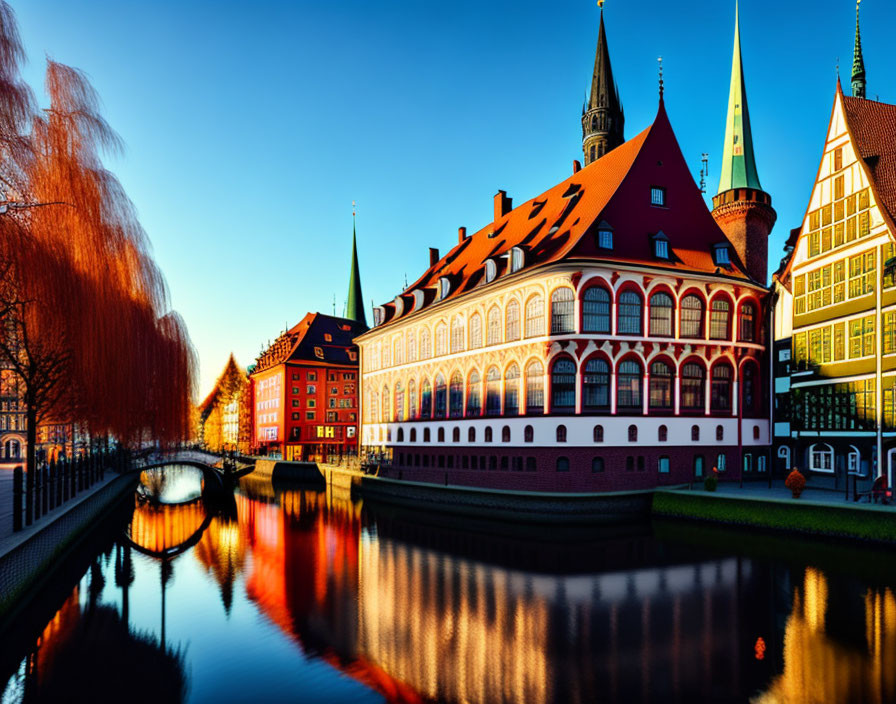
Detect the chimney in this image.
<box><xmin>494</xmin><ymin>190</ymin><xmax>512</xmax><ymax>221</ymax></box>
<box><xmin>572</xmin><ymin>159</ymin><xmax>582</xmax><ymax>174</ymax></box>
<box><xmin>429</xmin><ymin>247</ymin><xmax>440</xmax><ymax>267</ymax></box>
<box><xmin>458</xmin><ymin>226</ymin><xmax>467</xmax><ymax>244</ymax></box>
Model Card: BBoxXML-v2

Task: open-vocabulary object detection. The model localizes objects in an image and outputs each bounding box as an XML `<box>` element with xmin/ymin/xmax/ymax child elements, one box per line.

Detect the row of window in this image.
<box><xmin>365</xmin><ymin>287</ymin><xmax>760</xmax><ymax>371</ymax></box>
<box><xmin>805</xmin><ymin>183</ymin><xmax>872</xmax><ymax>259</ymax></box>
<box><xmin>793</xmin><ymin>246</ymin><xmax>891</xmax><ymax>315</ymax></box>
<box><xmin>793</xmin><ymin>315</ymin><xmax>876</xmax><ymax>367</ymax></box>
<box><xmin>366</xmin><ymin>356</ymin><xmax>760</xmax><ymax>423</ymax></box>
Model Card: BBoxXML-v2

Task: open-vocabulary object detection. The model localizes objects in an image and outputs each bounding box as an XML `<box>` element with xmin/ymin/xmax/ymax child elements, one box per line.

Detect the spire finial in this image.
<box><xmin>658</xmin><ymin>56</ymin><xmax>664</xmax><ymax>100</ymax></box>
<box><xmin>852</xmin><ymin>0</ymin><xmax>866</xmax><ymax>99</ymax></box>
<box><xmin>597</xmin><ymin>0</ymin><xmax>604</xmax><ymax>8</ymax></box>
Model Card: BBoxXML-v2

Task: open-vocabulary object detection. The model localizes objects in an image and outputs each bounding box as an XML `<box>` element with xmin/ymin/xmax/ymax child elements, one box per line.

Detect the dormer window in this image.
<box><xmin>392</xmin><ymin>296</ymin><xmax>404</xmax><ymax>317</ymax></box>
<box><xmin>713</xmin><ymin>244</ymin><xmax>731</xmax><ymax>266</ymax></box>
<box><xmin>411</xmin><ymin>289</ymin><xmax>425</xmax><ymax>311</ymax></box>
<box><xmin>438</xmin><ymin>277</ymin><xmax>451</xmax><ymax>300</ymax></box>
<box><xmin>652</xmin><ymin>231</ymin><xmax>670</xmax><ymax>259</ymax></box>
<box><xmin>510</xmin><ymin>247</ymin><xmax>525</xmax><ymax>273</ymax></box>
<box><xmin>597</xmin><ymin>221</ymin><xmax>614</xmax><ymax>250</ymax></box>
<box><xmin>650</xmin><ymin>186</ymin><xmax>666</xmax><ymax>207</ymax></box>
<box><xmin>372</xmin><ymin>306</ymin><xmax>385</xmax><ymax>326</ymax></box>
<box><xmin>484</xmin><ymin>258</ymin><xmax>497</xmax><ymax>283</ymax></box>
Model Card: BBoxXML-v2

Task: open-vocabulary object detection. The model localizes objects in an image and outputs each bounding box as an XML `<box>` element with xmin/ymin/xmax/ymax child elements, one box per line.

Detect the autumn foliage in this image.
<box><xmin>0</xmin><ymin>2</ymin><xmax>195</xmax><ymax>471</ymax></box>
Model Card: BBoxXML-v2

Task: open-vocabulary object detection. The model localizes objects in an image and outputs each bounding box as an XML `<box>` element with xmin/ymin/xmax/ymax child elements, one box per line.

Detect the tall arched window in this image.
<box><xmin>466</xmin><ymin>371</ymin><xmax>482</xmax><ymax>416</ymax></box>
<box><xmin>408</xmin><ymin>380</ymin><xmax>417</xmax><ymax>420</ymax></box>
<box><xmin>504</xmin><ymin>364</ymin><xmax>520</xmax><ymax>416</ymax></box>
<box><xmin>583</xmin><ymin>286</ymin><xmax>611</xmax><ymax>333</ymax></box>
<box><xmin>420</xmin><ymin>328</ymin><xmax>432</xmax><ymax>359</ymax></box>
<box><xmin>434</xmin><ymin>374</ymin><xmax>447</xmax><ymax>418</ymax></box>
<box><xmin>716</xmin><ymin>425</ymin><xmax>724</xmax><ymax>441</ymax></box>
<box><xmin>407</xmin><ymin>330</ymin><xmax>417</xmax><ymax>362</ymax></box>
<box><xmin>616</xmin><ymin>359</ymin><xmax>643</xmax><ymax>411</ymax></box>
<box><xmin>739</xmin><ymin>301</ymin><xmax>756</xmax><ymax>342</ymax></box>
<box><xmin>420</xmin><ymin>379</ymin><xmax>432</xmax><ymax>418</ymax></box>
<box><xmin>649</xmin><ymin>359</ymin><xmax>673</xmax><ymax>410</ymax></box>
<box><xmin>468</xmin><ymin>427</ymin><xmax>476</xmax><ymax>442</ymax></box>
<box><xmin>450</xmin><ymin>317</ymin><xmax>464</xmax><ymax>353</ymax></box>
<box><xmin>435</xmin><ymin>324</ymin><xmax>447</xmax><ymax>356</ymax></box>
<box><xmin>470</xmin><ymin>313</ymin><xmax>483</xmax><ymax>349</ymax></box>
<box><xmin>487</xmin><ymin>307</ymin><xmax>501</xmax><ymax>345</ymax></box>
<box><xmin>658</xmin><ymin>425</ymin><xmax>668</xmax><ymax>442</ymax></box>
<box><xmin>556</xmin><ymin>425</ymin><xmax>567</xmax><ymax>442</ymax></box>
<box><xmin>449</xmin><ymin>372</ymin><xmax>464</xmax><ymax>418</ymax></box>
<box><xmin>710</xmin><ymin>298</ymin><xmax>731</xmax><ymax>340</ymax></box>
<box><xmin>525</xmin><ymin>295</ymin><xmax>545</xmax><ymax>338</ymax></box>
<box><xmin>593</xmin><ymin>425</ymin><xmax>604</xmax><ymax>442</ymax></box>
<box><xmin>628</xmin><ymin>424</ymin><xmax>638</xmax><ymax>442</ymax></box>
<box><xmin>742</xmin><ymin>363</ymin><xmax>757</xmax><ymax>414</ymax></box>
<box><xmin>452</xmin><ymin>427</ymin><xmax>460</xmax><ymax>443</ymax></box>
<box><xmin>711</xmin><ymin>363</ymin><xmax>733</xmax><ymax>411</ymax></box>
<box><xmin>369</xmin><ymin>391</ymin><xmax>379</xmax><ymax>425</ymax></box>
<box><xmin>617</xmin><ymin>291</ymin><xmax>643</xmax><ymax>335</ymax></box>
<box><xmin>680</xmin><ymin>294</ymin><xmax>705</xmax><ymax>338</ymax></box>
<box><xmin>551</xmin><ymin>358</ymin><xmax>576</xmax><ymax>412</ymax></box>
<box><xmin>381</xmin><ymin>386</ymin><xmax>390</xmax><ymax>423</ymax></box>
<box><xmin>691</xmin><ymin>425</ymin><xmax>700</xmax><ymax>441</ymax></box>
<box><xmin>649</xmin><ymin>292</ymin><xmax>674</xmax><ymax>337</ymax></box>
<box><xmin>681</xmin><ymin>362</ymin><xmax>705</xmax><ymax>411</ymax></box>
<box><xmin>551</xmin><ymin>288</ymin><xmax>575</xmax><ymax>334</ymax></box>
<box><xmin>486</xmin><ymin>367</ymin><xmax>501</xmax><ymax>416</ymax></box>
<box><xmin>583</xmin><ymin>358</ymin><xmax>610</xmax><ymax>411</ymax></box>
<box><xmin>506</xmin><ymin>300</ymin><xmax>521</xmax><ymax>341</ymax></box>
<box><xmin>524</xmin><ymin>425</ymin><xmax>534</xmax><ymax>442</ymax></box>
<box><xmin>393</xmin><ymin>336</ymin><xmax>404</xmax><ymax>366</ymax></box>
<box><xmin>526</xmin><ymin>360</ymin><xmax>544</xmax><ymax>414</ymax></box>
<box><xmin>394</xmin><ymin>382</ymin><xmax>404</xmax><ymax>422</ymax></box>
<box><xmin>502</xmin><ymin>426</ymin><xmax>511</xmax><ymax>442</ymax></box>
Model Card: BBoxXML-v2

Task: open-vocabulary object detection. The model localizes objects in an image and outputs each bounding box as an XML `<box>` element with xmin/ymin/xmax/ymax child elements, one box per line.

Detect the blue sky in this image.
<box><xmin>14</xmin><ymin>0</ymin><xmax>894</xmax><ymax>396</ymax></box>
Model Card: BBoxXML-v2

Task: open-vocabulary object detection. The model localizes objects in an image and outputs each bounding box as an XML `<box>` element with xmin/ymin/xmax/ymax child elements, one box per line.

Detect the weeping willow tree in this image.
<box><xmin>0</xmin><ymin>2</ymin><xmax>196</xmax><ymax>476</ymax></box>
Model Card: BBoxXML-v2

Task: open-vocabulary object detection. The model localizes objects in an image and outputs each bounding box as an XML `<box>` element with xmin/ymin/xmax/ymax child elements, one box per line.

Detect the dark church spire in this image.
<box><xmin>581</xmin><ymin>2</ymin><xmax>624</xmax><ymax>166</ymax></box>
<box><xmin>852</xmin><ymin>0</ymin><xmax>866</xmax><ymax>99</ymax></box>
<box><xmin>345</xmin><ymin>205</ymin><xmax>367</xmax><ymax>329</ymax></box>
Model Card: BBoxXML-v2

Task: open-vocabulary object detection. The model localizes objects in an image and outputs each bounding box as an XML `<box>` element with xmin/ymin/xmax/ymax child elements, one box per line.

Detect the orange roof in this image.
<box><xmin>369</xmin><ymin>100</ymin><xmax>749</xmax><ymax>330</ymax></box>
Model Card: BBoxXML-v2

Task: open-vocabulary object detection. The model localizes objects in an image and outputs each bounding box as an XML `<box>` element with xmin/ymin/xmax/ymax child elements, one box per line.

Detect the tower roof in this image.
<box><xmin>717</xmin><ymin>3</ymin><xmax>763</xmax><ymax>194</ymax></box>
<box><xmin>586</xmin><ymin>9</ymin><xmax>621</xmax><ymax>116</ymax></box>
<box><xmin>852</xmin><ymin>0</ymin><xmax>866</xmax><ymax>99</ymax></box>
<box><xmin>345</xmin><ymin>216</ymin><xmax>367</xmax><ymax>329</ymax></box>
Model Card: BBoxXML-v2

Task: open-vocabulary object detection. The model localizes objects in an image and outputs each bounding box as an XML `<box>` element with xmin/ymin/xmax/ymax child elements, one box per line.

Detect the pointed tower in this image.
<box><xmin>581</xmin><ymin>3</ymin><xmax>624</xmax><ymax>166</ymax></box>
<box><xmin>345</xmin><ymin>212</ymin><xmax>368</xmax><ymax>330</ymax></box>
<box><xmin>711</xmin><ymin>3</ymin><xmax>776</xmax><ymax>284</ymax></box>
<box><xmin>852</xmin><ymin>0</ymin><xmax>866</xmax><ymax>99</ymax></box>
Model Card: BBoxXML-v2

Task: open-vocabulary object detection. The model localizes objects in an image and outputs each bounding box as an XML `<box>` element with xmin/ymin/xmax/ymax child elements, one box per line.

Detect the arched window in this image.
<box><xmin>410</xmin><ymin>428</ymin><xmax>417</xmax><ymax>442</ymax></box>
<box><xmin>452</xmin><ymin>427</ymin><xmax>460</xmax><ymax>443</ymax></box>
<box><xmin>524</xmin><ymin>425</ymin><xmax>534</xmax><ymax>443</ymax></box>
<box><xmin>628</xmin><ymin>424</ymin><xmax>638</xmax><ymax>442</ymax></box>
<box><xmin>502</xmin><ymin>426</ymin><xmax>511</xmax><ymax>442</ymax></box>
<box><xmin>470</xmin><ymin>313</ymin><xmax>483</xmax><ymax>349</ymax></box>
<box><xmin>583</xmin><ymin>358</ymin><xmax>610</xmax><ymax>411</ymax></box>
<box><xmin>369</xmin><ymin>391</ymin><xmax>379</xmax><ymax>424</ymax></box>
<box><xmin>420</xmin><ymin>328</ymin><xmax>432</xmax><ymax>359</ymax></box>
<box><xmin>407</xmin><ymin>330</ymin><xmax>417</xmax><ymax>362</ymax></box>
<box><xmin>438</xmin><ymin>427</ymin><xmax>445</xmax><ymax>442</ymax></box>
<box><xmin>393</xmin><ymin>336</ymin><xmax>404</xmax><ymax>366</ymax></box>
<box><xmin>526</xmin><ymin>360</ymin><xmax>544</xmax><ymax>414</ymax></box>
<box><xmin>504</xmin><ymin>364</ymin><xmax>520</xmax><ymax>416</ymax></box>
<box><xmin>648</xmin><ymin>359</ymin><xmax>673</xmax><ymax>410</ymax></box>
<box><xmin>593</xmin><ymin>425</ymin><xmax>604</xmax><ymax>442</ymax></box>
<box><xmin>681</xmin><ymin>362</ymin><xmax>705</xmax><ymax>411</ymax></box>
<box><xmin>753</xmin><ymin>425</ymin><xmax>760</xmax><ymax>440</ymax></box>
<box><xmin>716</xmin><ymin>425</ymin><xmax>724</xmax><ymax>441</ymax></box>
<box><xmin>551</xmin><ymin>358</ymin><xmax>576</xmax><ymax>412</ymax></box>
<box><xmin>435</xmin><ymin>324</ymin><xmax>447</xmax><ymax>356</ymax></box>
<box><xmin>449</xmin><ymin>372</ymin><xmax>464</xmax><ymax>418</ymax></box>
<box><xmin>616</xmin><ymin>359</ymin><xmax>643</xmax><ymax>411</ymax></box>
<box><xmin>423</xmin><ymin>428</ymin><xmax>431</xmax><ymax>443</ymax></box>
<box><xmin>408</xmin><ymin>380</ymin><xmax>417</xmax><ymax>420</ymax></box>
<box><xmin>551</xmin><ymin>288</ymin><xmax>575</xmax><ymax>334</ymax></box>
<box><xmin>397</xmin><ymin>428</ymin><xmax>404</xmax><ymax>442</ymax></box>
<box><xmin>691</xmin><ymin>425</ymin><xmax>699</xmax><ymax>441</ymax></box>
<box><xmin>583</xmin><ymin>287</ymin><xmax>611</xmax><ymax>333</ymax></box>
<box><xmin>649</xmin><ymin>292</ymin><xmax>674</xmax><ymax>337</ymax></box>
<box><xmin>506</xmin><ymin>300</ymin><xmax>521</xmax><ymax>341</ymax></box>
<box><xmin>739</xmin><ymin>301</ymin><xmax>757</xmax><ymax>342</ymax></box>
<box><xmin>658</xmin><ymin>425</ymin><xmax>668</xmax><ymax>442</ymax></box>
<box><xmin>381</xmin><ymin>386</ymin><xmax>390</xmax><ymax>423</ymax></box>
<box><xmin>680</xmin><ymin>295</ymin><xmax>705</xmax><ymax>338</ymax></box>
<box><xmin>434</xmin><ymin>374</ymin><xmax>447</xmax><ymax>418</ymax></box>
<box><xmin>556</xmin><ymin>457</ymin><xmax>570</xmax><ymax>472</ymax></box>
<box><xmin>709</xmin><ymin>298</ymin><xmax>731</xmax><ymax>340</ymax></box>
<box><xmin>487</xmin><ymin>307</ymin><xmax>501</xmax><ymax>345</ymax></box>
<box><xmin>556</xmin><ymin>425</ymin><xmax>567</xmax><ymax>442</ymax></box>
<box><xmin>592</xmin><ymin>457</ymin><xmax>604</xmax><ymax>473</ymax></box>
<box><xmin>484</xmin><ymin>427</ymin><xmax>493</xmax><ymax>443</ymax></box>
<box><xmin>468</xmin><ymin>427</ymin><xmax>476</xmax><ymax>442</ymax></box>
<box><xmin>525</xmin><ymin>295</ymin><xmax>545</xmax><ymax>338</ymax></box>
<box><xmin>394</xmin><ymin>382</ymin><xmax>404</xmax><ymax>422</ymax></box>
<box><xmin>421</xmin><ymin>379</ymin><xmax>432</xmax><ymax>418</ymax></box>
<box><xmin>486</xmin><ymin>367</ymin><xmax>501</xmax><ymax>416</ymax></box>
<box><xmin>617</xmin><ymin>291</ymin><xmax>643</xmax><ymax>335</ymax></box>
<box><xmin>466</xmin><ymin>371</ymin><xmax>482</xmax><ymax>416</ymax></box>
<box><xmin>450</xmin><ymin>317</ymin><xmax>464</xmax><ymax>353</ymax></box>
<box><xmin>711</xmin><ymin>363</ymin><xmax>733</xmax><ymax>411</ymax></box>
<box><xmin>742</xmin><ymin>363</ymin><xmax>757</xmax><ymax>414</ymax></box>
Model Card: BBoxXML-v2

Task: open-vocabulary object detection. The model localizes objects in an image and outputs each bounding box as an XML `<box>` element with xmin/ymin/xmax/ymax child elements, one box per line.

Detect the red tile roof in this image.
<box><xmin>253</xmin><ymin>313</ymin><xmax>364</xmax><ymax>373</ymax></box>
<box><xmin>370</xmin><ymin>101</ymin><xmax>749</xmax><ymax>330</ymax></box>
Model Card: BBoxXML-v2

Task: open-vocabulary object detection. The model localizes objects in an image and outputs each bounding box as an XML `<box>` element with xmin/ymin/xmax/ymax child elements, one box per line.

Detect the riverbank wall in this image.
<box><xmin>0</xmin><ymin>471</ymin><xmax>138</xmax><ymax>621</ymax></box>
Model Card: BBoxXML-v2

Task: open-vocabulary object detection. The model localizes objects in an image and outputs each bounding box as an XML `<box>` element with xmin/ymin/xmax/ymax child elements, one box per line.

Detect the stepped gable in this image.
<box><xmin>254</xmin><ymin>313</ymin><xmax>365</xmax><ymax>372</ymax></box>
<box><xmin>375</xmin><ymin>101</ymin><xmax>749</xmax><ymax>329</ymax></box>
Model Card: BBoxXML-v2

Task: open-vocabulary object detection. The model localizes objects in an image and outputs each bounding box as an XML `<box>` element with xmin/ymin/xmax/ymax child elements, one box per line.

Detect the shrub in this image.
<box><xmin>785</xmin><ymin>469</ymin><xmax>806</xmax><ymax>498</ymax></box>
<box><xmin>704</xmin><ymin>467</ymin><xmax>719</xmax><ymax>492</ymax></box>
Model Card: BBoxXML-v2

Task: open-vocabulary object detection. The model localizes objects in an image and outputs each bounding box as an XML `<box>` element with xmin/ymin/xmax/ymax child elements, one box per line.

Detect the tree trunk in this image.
<box><xmin>25</xmin><ymin>404</ymin><xmax>36</xmax><ymax>525</ymax></box>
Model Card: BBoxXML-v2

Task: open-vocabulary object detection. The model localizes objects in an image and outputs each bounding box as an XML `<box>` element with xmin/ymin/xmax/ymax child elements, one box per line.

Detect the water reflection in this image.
<box><xmin>5</xmin><ymin>472</ymin><xmax>896</xmax><ymax>703</ymax></box>
<box><xmin>138</xmin><ymin>464</ymin><xmax>204</xmax><ymax>505</ymax></box>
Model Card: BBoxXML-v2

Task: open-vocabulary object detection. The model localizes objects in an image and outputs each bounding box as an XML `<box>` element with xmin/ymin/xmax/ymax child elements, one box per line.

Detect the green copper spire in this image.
<box><xmin>717</xmin><ymin>2</ymin><xmax>763</xmax><ymax>194</ymax></box>
<box><xmin>852</xmin><ymin>0</ymin><xmax>866</xmax><ymax>99</ymax></box>
<box><xmin>345</xmin><ymin>210</ymin><xmax>367</xmax><ymax>329</ymax></box>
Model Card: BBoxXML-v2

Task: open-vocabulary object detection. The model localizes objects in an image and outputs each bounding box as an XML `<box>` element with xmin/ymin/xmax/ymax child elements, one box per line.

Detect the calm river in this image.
<box><xmin>2</xmin><ymin>465</ymin><xmax>895</xmax><ymax>703</ymax></box>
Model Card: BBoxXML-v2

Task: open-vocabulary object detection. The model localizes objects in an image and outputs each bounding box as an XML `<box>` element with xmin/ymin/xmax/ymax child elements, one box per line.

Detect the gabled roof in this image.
<box><xmin>253</xmin><ymin>313</ymin><xmax>364</xmax><ymax>373</ymax></box>
<box><xmin>367</xmin><ymin>100</ymin><xmax>750</xmax><ymax>331</ymax></box>
<box><xmin>199</xmin><ymin>354</ymin><xmax>246</xmax><ymax>417</ymax></box>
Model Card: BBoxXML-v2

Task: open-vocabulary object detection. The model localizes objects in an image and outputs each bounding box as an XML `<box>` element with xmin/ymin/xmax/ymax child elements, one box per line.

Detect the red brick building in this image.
<box><xmin>250</xmin><ymin>313</ymin><xmax>365</xmax><ymax>461</ymax></box>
